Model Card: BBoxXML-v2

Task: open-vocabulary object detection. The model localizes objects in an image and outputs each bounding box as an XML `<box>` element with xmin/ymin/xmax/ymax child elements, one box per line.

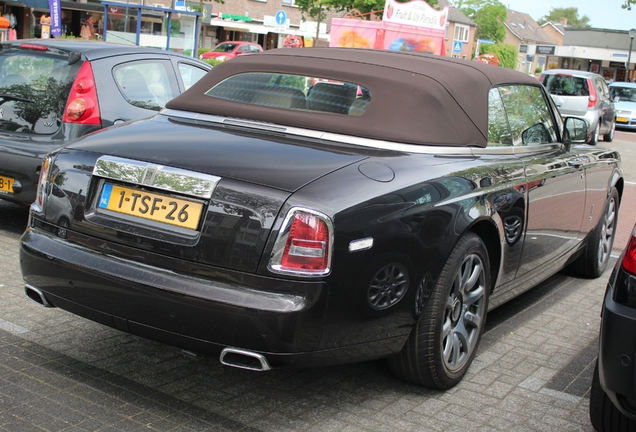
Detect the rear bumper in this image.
<box><xmin>598</xmin><ymin>276</ymin><xmax>636</xmax><ymax>421</ymax></box>
<box><xmin>20</xmin><ymin>227</ymin><xmax>407</xmax><ymax>368</ymax></box>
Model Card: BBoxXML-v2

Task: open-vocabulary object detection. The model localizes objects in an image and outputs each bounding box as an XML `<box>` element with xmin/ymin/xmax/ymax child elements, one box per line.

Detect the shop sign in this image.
<box><xmin>185</xmin><ymin>2</ymin><xmax>211</xmax><ymax>24</ymax></box>
<box><xmin>218</xmin><ymin>13</ymin><xmax>252</xmax><ymax>22</ymax></box>
<box><xmin>382</xmin><ymin>0</ymin><xmax>449</xmax><ymax>31</ymax></box>
<box><xmin>536</xmin><ymin>45</ymin><xmax>555</xmax><ymax>55</ymax></box>
<box><xmin>610</xmin><ymin>61</ymin><xmax>626</xmax><ymax>68</ymax></box>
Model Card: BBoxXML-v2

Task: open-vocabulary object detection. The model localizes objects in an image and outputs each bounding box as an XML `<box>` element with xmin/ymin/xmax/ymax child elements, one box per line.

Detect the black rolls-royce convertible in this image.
<box><xmin>20</xmin><ymin>48</ymin><xmax>622</xmax><ymax>389</ymax></box>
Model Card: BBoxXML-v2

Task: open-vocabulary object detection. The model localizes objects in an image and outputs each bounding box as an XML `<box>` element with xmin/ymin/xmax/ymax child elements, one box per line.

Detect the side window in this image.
<box><xmin>178</xmin><ymin>63</ymin><xmax>208</xmax><ymax>91</ymax></box>
<box><xmin>487</xmin><ymin>88</ymin><xmax>512</xmax><ymax>146</ymax></box>
<box><xmin>498</xmin><ymin>85</ymin><xmax>558</xmax><ymax>146</ymax></box>
<box><xmin>113</xmin><ymin>60</ymin><xmax>178</xmax><ymax>111</ymax></box>
<box><xmin>598</xmin><ymin>78</ymin><xmax>610</xmax><ymax>99</ymax></box>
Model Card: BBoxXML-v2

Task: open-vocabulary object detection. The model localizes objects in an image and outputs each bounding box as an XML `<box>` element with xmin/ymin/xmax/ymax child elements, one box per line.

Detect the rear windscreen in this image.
<box><xmin>542</xmin><ymin>74</ymin><xmax>589</xmax><ymax>97</ymax></box>
<box><xmin>0</xmin><ymin>51</ymin><xmax>78</xmax><ymax>135</ymax></box>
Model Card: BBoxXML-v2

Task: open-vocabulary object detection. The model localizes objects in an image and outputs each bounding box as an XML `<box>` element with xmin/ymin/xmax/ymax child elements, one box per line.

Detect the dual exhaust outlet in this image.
<box><xmin>25</xmin><ymin>284</ymin><xmax>272</xmax><ymax>372</ymax></box>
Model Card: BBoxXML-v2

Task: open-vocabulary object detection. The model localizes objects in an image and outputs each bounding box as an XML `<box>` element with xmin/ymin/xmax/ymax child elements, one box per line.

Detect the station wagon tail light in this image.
<box><xmin>63</xmin><ymin>61</ymin><xmax>101</xmax><ymax>126</ymax></box>
<box><xmin>269</xmin><ymin>208</ymin><xmax>333</xmax><ymax>276</ymax></box>
<box><xmin>587</xmin><ymin>79</ymin><xmax>597</xmax><ymax>108</ymax></box>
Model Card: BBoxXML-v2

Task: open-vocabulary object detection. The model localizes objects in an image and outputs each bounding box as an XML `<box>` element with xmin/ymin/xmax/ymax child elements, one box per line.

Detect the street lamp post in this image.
<box><xmin>626</xmin><ymin>28</ymin><xmax>636</xmax><ymax>82</ymax></box>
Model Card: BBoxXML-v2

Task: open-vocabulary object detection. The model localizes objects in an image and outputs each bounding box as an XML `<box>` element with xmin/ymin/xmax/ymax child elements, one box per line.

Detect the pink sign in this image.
<box><xmin>330</xmin><ymin>18</ymin><xmax>445</xmax><ymax>55</ymax></box>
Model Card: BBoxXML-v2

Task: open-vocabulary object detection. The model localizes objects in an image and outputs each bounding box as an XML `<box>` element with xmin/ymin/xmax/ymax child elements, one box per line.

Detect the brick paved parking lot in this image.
<box><xmin>0</xmin><ymin>202</ymin><xmax>610</xmax><ymax>432</ymax></box>
<box><xmin>2</xmin><ymin>133</ymin><xmax>635</xmax><ymax>431</ymax></box>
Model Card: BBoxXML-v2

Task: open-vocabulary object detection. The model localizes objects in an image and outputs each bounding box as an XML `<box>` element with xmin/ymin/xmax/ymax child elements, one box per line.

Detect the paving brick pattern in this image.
<box><xmin>1</xmin><ymin>194</ymin><xmax>613</xmax><ymax>431</ymax></box>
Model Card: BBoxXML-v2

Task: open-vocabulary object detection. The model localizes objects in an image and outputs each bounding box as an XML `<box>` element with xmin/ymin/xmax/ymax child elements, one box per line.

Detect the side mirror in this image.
<box><xmin>563</xmin><ymin>117</ymin><xmax>588</xmax><ymax>144</ymax></box>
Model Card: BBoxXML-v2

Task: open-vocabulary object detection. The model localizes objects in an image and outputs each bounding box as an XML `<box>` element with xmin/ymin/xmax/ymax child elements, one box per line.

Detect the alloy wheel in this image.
<box><xmin>597</xmin><ymin>195</ymin><xmax>617</xmax><ymax>268</ymax></box>
<box><xmin>442</xmin><ymin>253</ymin><xmax>486</xmax><ymax>372</ymax></box>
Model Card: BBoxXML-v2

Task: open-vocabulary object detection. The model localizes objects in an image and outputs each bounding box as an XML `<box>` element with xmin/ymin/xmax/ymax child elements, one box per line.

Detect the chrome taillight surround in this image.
<box><xmin>268</xmin><ymin>207</ymin><xmax>334</xmax><ymax>277</ymax></box>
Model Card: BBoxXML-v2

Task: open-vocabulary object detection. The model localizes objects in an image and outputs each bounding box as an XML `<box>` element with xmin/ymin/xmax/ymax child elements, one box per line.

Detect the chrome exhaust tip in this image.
<box><xmin>25</xmin><ymin>284</ymin><xmax>54</xmax><ymax>308</ymax></box>
<box><xmin>220</xmin><ymin>347</ymin><xmax>271</xmax><ymax>371</ymax></box>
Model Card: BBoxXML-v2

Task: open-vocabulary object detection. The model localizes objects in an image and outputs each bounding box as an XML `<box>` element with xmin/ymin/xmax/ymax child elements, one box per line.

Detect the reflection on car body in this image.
<box><xmin>20</xmin><ymin>48</ymin><xmax>622</xmax><ymax>390</ymax></box>
<box><xmin>0</xmin><ymin>39</ymin><xmax>211</xmax><ymax>206</ymax></box>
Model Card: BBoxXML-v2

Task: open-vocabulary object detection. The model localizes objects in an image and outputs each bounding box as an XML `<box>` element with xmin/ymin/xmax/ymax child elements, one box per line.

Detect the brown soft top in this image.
<box><xmin>167</xmin><ymin>48</ymin><xmax>541</xmax><ymax>147</ymax></box>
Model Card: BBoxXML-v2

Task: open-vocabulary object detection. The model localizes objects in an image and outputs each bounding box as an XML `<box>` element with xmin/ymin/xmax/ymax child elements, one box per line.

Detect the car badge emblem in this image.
<box><xmin>141</xmin><ymin>166</ymin><xmax>159</xmax><ymax>185</ymax></box>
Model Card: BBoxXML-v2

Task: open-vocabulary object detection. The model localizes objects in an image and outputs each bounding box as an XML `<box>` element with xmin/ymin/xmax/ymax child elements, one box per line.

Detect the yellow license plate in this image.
<box><xmin>98</xmin><ymin>183</ymin><xmax>203</xmax><ymax>230</ymax></box>
<box><xmin>617</xmin><ymin>117</ymin><xmax>628</xmax><ymax>123</ymax></box>
<box><xmin>0</xmin><ymin>175</ymin><xmax>14</xmax><ymax>194</ymax></box>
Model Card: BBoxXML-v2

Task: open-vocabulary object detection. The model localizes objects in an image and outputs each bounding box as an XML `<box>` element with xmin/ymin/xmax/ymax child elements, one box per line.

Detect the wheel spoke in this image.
<box><xmin>464</xmin><ymin>285</ymin><xmax>485</xmax><ymax>308</ymax></box>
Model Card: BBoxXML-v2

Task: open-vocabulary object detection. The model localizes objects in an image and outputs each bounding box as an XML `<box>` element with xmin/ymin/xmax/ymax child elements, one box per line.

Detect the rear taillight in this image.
<box><xmin>269</xmin><ymin>208</ymin><xmax>333</xmax><ymax>276</ymax></box>
<box><xmin>587</xmin><ymin>78</ymin><xmax>597</xmax><ymax>108</ymax></box>
<box><xmin>63</xmin><ymin>61</ymin><xmax>101</xmax><ymax>126</ymax></box>
<box><xmin>32</xmin><ymin>155</ymin><xmax>52</xmax><ymax>213</ymax></box>
<box><xmin>614</xmin><ymin>224</ymin><xmax>636</xmax><ymax>308</ymax></box>
<box><xmin>622</xmin><ymin>226</ymin><xmax>636</xmax><ymax>275</ymax></box>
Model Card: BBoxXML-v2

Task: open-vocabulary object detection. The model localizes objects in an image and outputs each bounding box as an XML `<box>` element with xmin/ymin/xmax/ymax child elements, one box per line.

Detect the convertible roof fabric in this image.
<box><xmin>167</xmin><ymin>48</ymin><xmax>541</xmax><ymax>147</ymax></box>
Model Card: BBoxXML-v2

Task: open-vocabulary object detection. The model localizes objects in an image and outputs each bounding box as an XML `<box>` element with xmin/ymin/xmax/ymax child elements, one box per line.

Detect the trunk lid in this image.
<box><xmin>45</xmin><ymin>115</ymin><xmax>367</xmax><ymax>273</ymax></box>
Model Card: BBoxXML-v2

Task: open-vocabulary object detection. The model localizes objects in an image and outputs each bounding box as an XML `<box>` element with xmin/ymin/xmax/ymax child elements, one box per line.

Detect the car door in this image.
<box><xmin>595</xmin><ymin>76</ymin><xmax>615</xmax><ymax>133</ymax></box>
<box><xmin>498</xmin><ymin>85</ymin><xmax>587</xmax><ymax>279</ymax></box>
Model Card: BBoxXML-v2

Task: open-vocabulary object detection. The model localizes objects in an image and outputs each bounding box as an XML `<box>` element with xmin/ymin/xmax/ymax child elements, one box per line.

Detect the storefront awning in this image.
<box><xmin>208</xmin><ymin>19</ymin><xmax>269</xmax><ymax>35</ymax></box>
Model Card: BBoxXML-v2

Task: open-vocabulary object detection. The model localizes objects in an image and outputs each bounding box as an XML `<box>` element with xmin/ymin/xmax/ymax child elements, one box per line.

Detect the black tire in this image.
<box><xmin>569</xmin><ymin>187</ymin><xmax>619</xmax><ymax>278</ymax></box>
<box><xmin>590</xmin><ymin>121</ymin><xmax>600</xmax><ymax>145</ymax></box>
<box><xmin>590</xmin><ymin>360</ymin><xmax>636</xmax><ymax>431</ymax></box>
<box><xmin>387</xmin><ymin>232</ymin><xmax>490</xmax><ymax>389</ymax></box>
<box><xmin>603</xmin><ymin>120</ymin><xmax>616</xmax><ymax>142</ymax></box>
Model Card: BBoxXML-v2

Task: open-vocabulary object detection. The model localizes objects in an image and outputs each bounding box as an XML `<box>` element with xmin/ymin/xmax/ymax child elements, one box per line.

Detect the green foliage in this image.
<box><xmin>456</xmin><ymin>0</ymin><xmax>507</xmax><ymax>44</ymax></box>
<box><xmin>624</xmin><ymin>0</ymin><xmax>636</xmax><ymax>10</ymax></box>
<box><xmin>202</xmin><ymin>58</ymin><xmax>222</xmax><ymax>67</ymax></box>
<box><xmin>537</xmin><ymin>7</ymin><xmax>590</xmax><ymax>28</ymax></box>
<box><xmin>481</xmin><ymin>43</ymin><xmax>517</xmax><ymax>69</ymax></box>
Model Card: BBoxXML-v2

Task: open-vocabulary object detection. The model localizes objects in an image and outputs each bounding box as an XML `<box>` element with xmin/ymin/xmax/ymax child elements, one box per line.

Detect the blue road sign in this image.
<box><xmin>453</xmin><ymin>41</ymin><xmax>463</xmax><ymax>52</ymax></box>
<box><xmin>276</xmin><ymin>10</ymin><xmax>287</xmax><ymax>26</ymax></box>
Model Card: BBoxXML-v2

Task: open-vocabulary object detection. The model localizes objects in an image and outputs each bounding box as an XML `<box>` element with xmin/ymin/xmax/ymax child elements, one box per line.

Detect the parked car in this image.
<box><xmin>199</xmin><ymin>41</ymin><xmax>263</xmax><ymax>62</ymax></box>
<box><xmin>20</xmin><ymin>48</ymin><xmax>622</xmax><ymax>390</ymax></box>
<box><xmin>609</xmin><ymin>81</ymin><xmax>636</xmax><ymax>130</ymax></box>
<box><xmin>0</xmin><ymin>39</ymin><xmax>211</xmax><ymax>206</ymax></box>
<box><xmin>539</xmin><ymin>69</ymin><xmax>616</xmax><ymax>144</ymax></box>
<box><xmin>590</xmin><ymin>222</ymin><xmax>636</xmax><ymax>430</ymax></box>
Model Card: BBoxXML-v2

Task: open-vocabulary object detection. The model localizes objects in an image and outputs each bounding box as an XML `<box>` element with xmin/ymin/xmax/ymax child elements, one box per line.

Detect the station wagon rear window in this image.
<box><xmin>205</xmin><ymin>73</ymin><xmax>371</xmax><ymax>116</ymax></box>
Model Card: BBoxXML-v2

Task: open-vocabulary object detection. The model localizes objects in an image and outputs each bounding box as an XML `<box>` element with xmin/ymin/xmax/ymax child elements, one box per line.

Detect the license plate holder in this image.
<box><xmin>98</xmin><ymin>183</ymin><xmax>204</xmax><ymax>230</ymax></box>
<box><xmin>617</xmin><ymin>116</ymin><xmax>628</xmax><ymax>123</ymax></box>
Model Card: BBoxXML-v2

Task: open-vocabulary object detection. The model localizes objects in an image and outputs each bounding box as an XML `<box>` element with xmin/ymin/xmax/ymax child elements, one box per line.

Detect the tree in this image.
<box><xmin>624</xmin><ymin>0</ymin><xmax>636</xmax><ymax>10</ymax></box>
<box><xmin>537</xmin><ymin>7</ymin><xmax>590</xmax><ymax>28</ymax></box>
<box><xmin>480</xmin><ymin>43</ymin><xmax>517</xmax><ymax>69</ymax></box>
<box><xmin>456</xmin><ymin>0</ymin><xmax>507</xmax><ymax>44</ymax></box>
